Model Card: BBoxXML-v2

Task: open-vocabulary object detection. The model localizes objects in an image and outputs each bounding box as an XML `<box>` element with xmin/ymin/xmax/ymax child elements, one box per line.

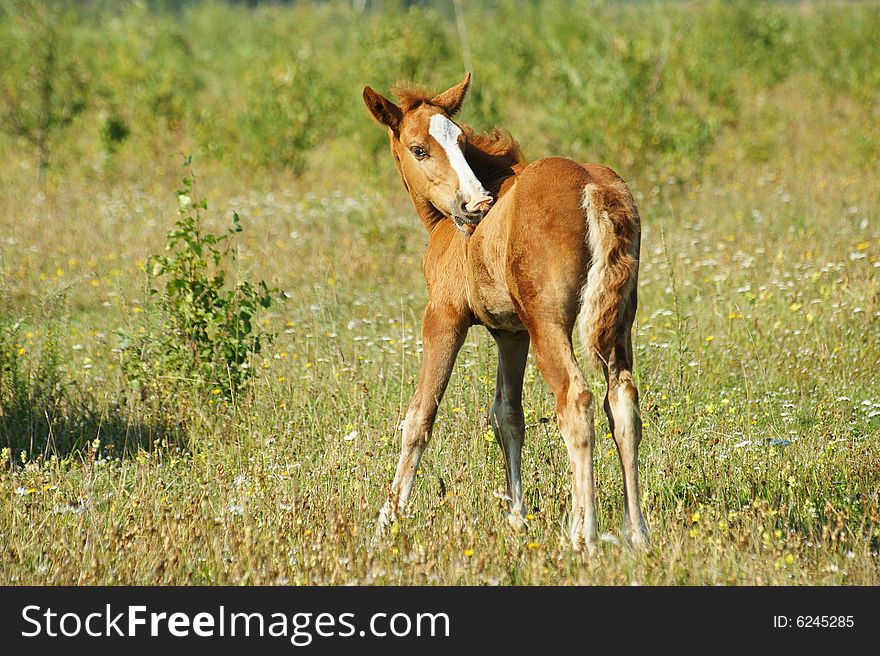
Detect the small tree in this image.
<box><xmin>120</xmin><ymin>160</ymin><xmax>279</xmax><ymax>409</ymax></box>
<box><xmin>0</xmin><ymin>1</ymin><xmax>87</xmax><ymax>181</ymax></box>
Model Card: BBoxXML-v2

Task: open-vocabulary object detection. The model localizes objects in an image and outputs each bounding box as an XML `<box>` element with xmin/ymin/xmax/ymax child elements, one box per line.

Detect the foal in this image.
<box><xmin>363</xmin><ymin>73</ymin><xmax>647</xmax><ymax>551</ymax></box>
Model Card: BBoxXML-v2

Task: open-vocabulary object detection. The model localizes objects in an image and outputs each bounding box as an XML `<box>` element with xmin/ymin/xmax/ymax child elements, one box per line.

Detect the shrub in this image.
<box><xmin>121</xmin><ymin>160</ymin><xmax>279</xmax><ymax>407</ymax></box>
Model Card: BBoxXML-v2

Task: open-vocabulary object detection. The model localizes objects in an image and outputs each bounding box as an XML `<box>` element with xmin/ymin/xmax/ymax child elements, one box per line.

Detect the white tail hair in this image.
<box><xmin>578</xmin><ymin>182</ymin><xmax>640</xmax><ymax>369</ymax></box>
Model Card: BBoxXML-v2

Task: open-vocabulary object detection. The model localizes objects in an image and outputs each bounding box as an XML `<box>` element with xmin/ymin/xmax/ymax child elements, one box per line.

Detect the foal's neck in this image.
<box><xmin>411</xmin><ymin>192</ymin><xmax>449</xmax><ymax>233</ymax></box>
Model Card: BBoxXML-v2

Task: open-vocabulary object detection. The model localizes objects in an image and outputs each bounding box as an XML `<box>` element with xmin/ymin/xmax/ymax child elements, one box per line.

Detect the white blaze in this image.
<box><xmin>428</xmin><ymin>114</ymin><xmax>490</xmax><ymax>208</ymax></box>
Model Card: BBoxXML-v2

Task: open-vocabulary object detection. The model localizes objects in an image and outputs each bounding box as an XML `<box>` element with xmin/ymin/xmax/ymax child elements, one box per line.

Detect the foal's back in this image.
<box><xmin>467</xmin><ymin>156</ymin><xmax>629</xmax><ymax>332</ymax></box>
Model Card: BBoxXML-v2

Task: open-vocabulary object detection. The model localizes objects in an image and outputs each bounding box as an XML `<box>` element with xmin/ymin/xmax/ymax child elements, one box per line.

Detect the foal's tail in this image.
<box><xmin>578</xmin><ymin>179</ymin><xmax>641</xmax><ymax>369</ymax></box>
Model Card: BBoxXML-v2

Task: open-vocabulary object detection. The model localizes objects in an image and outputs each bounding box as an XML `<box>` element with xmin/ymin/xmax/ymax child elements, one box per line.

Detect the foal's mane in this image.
<box><xmin>463</xmin><ymin>126</ymin><xmax>526</xmax><ymax>168</ymax></box>
<box><xmin>461</xmin><ymin>125</ymin><xmax>526</xmax><ymax>196</ymax></box>
<box><xmin>391</xmin><ymin>81</ymin><xmax>526</xmax><ymax>192</ymax></box>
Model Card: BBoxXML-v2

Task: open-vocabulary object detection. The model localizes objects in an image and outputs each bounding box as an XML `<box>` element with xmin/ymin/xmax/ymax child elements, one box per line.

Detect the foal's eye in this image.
<box><xmin>410</xmin><ymin>146</ymin><xmax>428</xmax><ymax>160</ymax></box>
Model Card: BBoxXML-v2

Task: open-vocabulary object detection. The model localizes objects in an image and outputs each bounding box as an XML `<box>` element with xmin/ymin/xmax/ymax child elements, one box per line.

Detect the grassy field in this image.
<box><xmin>1</xmin><ymin>0</ymin><xmax>878</xmax><ymax>585</ymax></box>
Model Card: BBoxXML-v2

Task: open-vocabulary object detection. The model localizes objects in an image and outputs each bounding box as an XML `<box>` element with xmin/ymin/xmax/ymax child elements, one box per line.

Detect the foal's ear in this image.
<box><xmin>431</xmin><ymin>72</ymin><xmax>471</xmax><ymax>116</ymax></box>
<box><xmin>363</xmin><ymin>86</ymin><xmax>402</xmax><ymax>131</ymax></box>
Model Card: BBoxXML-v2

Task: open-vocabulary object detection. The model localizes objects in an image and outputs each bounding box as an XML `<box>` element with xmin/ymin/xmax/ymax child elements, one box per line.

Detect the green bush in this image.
<box><xmin>121</xmin><ymin>161</ymin><xmax>278</xmax><ymax>406</ymax></box>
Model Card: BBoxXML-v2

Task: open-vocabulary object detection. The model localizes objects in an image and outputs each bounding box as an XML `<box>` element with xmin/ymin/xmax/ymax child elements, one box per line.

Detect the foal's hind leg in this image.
<box><xmin>603</xmin><ymin>329</ymin><xmax>649</xmax><ymax>547</ymax></box>
<box><xmin>377</xmin><ymin>304</ymin><xmax>468</xmax><ymax>533</ymax></box>
<box><xmin>489</xmin><ymin>330</ymin><xmax>530</xmax><ymax>530</ymax></box>
<box><xmin>530</xmin><ymin>323</ymin><xmax>599</xmax><ymax>553</ymax></box>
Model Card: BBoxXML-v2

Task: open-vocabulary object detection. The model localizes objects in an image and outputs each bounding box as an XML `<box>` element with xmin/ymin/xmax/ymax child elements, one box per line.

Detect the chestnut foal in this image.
<box><xmin>363</xmin><ymin>73</ymin><xmax>647</xmax><ymax>551</ymax></box>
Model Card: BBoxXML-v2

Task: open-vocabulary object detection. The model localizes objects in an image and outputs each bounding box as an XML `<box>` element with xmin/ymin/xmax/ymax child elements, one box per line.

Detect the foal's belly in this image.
<box><xmin>469</xmin><ymin>280</ymin><xmax>524</xmax><ymax>331</ymax></box>
<box><xmin>466</xmin><ymin>207</ymin><xmax>525</xmax><ymax>332</ymax></box>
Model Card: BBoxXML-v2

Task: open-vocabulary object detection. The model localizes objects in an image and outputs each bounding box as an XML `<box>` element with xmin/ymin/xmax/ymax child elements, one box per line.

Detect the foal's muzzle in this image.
<box><xmin>451</xmin><ymin>194</ymin><xmax>493</xmax><ymax>234</ymax></box>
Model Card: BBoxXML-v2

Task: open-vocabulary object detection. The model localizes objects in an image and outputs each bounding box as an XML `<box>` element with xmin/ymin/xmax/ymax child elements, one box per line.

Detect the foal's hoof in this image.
<box><xmin>570</xmin><ymin>537</ymin><xmax>599</xmax><ymax>557</ymax></box>
<box><xmin>569</xmin><ymin>525</ymin><xmax>599</xmax><ymax>556</ymax></box>
<box><xmin>373</xmin><ymin>502</ymin><xmax>396</xmax><ymax>542</ymax></box>
<box><xmin>372</xmin><ymin>522</ymin><xmax>388</xmax><ymax>546</ymax></box>
<box><xmin>621</xmin><ymin>523</ymin><xmax>651</xmax><ymax>551</ymax></box>
<box><xmin>505</xmin><ymin>511</ymin><xmax>528</xmax><ymax>532</ymax></box>
<box><xmin>629</xmin><ymin>531</ymin><xmax>650</xmax><ymax>552</ymax></box>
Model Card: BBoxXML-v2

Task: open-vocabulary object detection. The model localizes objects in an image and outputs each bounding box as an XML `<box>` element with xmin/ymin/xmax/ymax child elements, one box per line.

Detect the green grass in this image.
<box><xmin>0</xmin><ymin>0</ymin><xmax>878</xmax><ymax>585</ymax></box>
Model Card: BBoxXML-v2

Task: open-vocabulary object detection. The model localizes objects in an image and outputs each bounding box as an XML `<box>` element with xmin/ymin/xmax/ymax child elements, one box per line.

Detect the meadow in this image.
<box><xmin>0</xmin><ymin>0</ymin><xmax>878</xmax><ymax>585</ymax></box>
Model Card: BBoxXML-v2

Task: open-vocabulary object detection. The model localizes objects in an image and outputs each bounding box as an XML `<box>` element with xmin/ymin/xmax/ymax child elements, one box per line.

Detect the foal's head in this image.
<box><xmin>363</xmin><ymin>73</ymin><xmax>493</xmax><ymax>234</ymax></box>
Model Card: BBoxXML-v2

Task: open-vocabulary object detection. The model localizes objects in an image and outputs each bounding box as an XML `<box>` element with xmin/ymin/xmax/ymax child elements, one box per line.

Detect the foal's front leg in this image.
<box><xmin>377</xmin><ymin>303</ymin><xmax>468</xmax><ymax>532</ymax></box>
